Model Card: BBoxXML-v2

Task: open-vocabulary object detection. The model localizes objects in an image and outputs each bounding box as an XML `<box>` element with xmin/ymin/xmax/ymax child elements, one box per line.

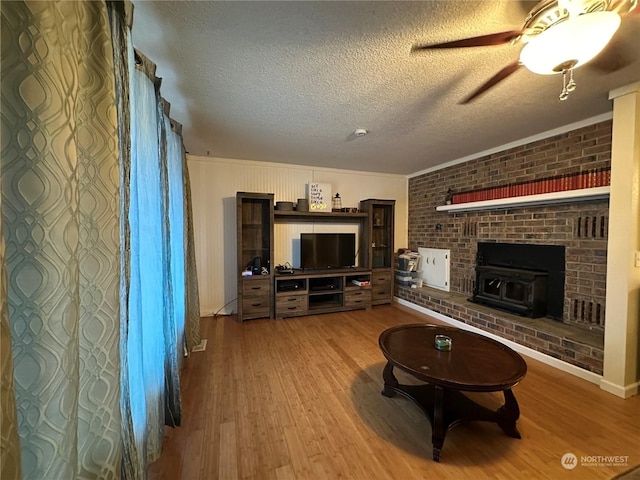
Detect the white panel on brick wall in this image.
<box><xmin>418</xmin><ymin>247</ymin><xmax>450</xmax><ymax>292</ymax></box>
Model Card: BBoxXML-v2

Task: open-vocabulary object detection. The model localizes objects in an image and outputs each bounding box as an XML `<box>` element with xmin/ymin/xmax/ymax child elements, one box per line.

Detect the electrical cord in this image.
<box><xmin>213</xmin><ymin>297</ymin><xmax>237</xmax><ymax>317</ymax></box>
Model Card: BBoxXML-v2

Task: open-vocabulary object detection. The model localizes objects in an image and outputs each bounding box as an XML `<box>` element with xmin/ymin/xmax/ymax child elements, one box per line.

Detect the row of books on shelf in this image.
<box><xmin>451</xmin><ymin>168</ymin><xmax>611</xmax><ymax>205</ymax></box>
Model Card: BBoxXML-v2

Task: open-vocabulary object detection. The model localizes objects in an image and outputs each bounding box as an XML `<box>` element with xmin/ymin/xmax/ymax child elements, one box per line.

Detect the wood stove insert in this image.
<box><xmin>471</xmin><ymin>243</ymin><xmax>565</xmax><ymax>320</ymax></box>
<box><xmin>474</xmin><ymin>265</ymin><xmax>548</xmax><ymax>318</ymax></box>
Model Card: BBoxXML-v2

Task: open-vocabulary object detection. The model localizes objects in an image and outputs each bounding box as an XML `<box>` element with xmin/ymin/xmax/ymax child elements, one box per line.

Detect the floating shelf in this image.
<box><xmin>436</xmin><ymin>186</ymin><xmax>610</xmax><ymax>213</ymax></box>
<box><xmin>274</xmin><ymin>210</ymin><xmax>368</xmax><ymax>222</ymax></box>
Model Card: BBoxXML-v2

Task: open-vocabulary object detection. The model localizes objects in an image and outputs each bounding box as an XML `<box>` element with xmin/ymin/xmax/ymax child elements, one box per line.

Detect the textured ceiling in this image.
<box><xmin>131</xmin><ymin>1</ymin><xmax>640</xmax><ymax>175</ymax></box>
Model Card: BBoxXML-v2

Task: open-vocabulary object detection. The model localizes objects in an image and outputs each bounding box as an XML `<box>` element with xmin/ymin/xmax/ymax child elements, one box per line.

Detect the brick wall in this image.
<box><xmin>395</xmin><ymin>285</ymin><xmax>605</xmax><ymax>374</ymax></box>
<box><xmin>401</xmin><ymin>120</ymin><xmax>612</xmax><ymax>373</ymax></box>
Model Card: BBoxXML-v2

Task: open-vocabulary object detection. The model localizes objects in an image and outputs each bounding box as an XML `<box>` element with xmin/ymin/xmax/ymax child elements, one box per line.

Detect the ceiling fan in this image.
<box><xmin>412</xmin><ymin>0</ymin><xmax>639</xmax><ymax>103</ymax></box>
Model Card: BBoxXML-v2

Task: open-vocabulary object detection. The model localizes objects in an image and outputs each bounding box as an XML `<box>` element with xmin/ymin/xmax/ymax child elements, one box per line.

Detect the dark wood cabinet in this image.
<box><xmin>236</xmin><ymin>192</ymin><xmax>395</xmax><ymax>320</ymax></box>
<box><xmin>360</xmin><ymin>199</ymin><xmax>395</xmax><ymax>305</ymax></box>
<box><xmin>236</xmin><ymin>192</ymin><xmax>274</xmax><ymax>321</ymax></box>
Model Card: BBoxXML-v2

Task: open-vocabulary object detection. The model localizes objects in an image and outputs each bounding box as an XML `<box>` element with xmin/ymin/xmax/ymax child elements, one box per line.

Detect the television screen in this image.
<box><xmin>300</xmin><ymin>233</ymin><xmax>356</xmax><ymax>269</ymax></box>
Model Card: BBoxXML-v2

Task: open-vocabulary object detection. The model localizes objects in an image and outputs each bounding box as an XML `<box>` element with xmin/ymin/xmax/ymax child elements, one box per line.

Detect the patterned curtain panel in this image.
<box><xmin>181</xmin><ymin>154</ymin><xmax>202</xmax><ymax>352</ymax></box>
<box><xmin>106</xmin><ymin>2</ymin><xmax>140</xmax><ymax>479</ymax></box>
<box><xmin>1</xmin><ymin>1</ymin><xmax>121</xmax><ymax>478</ymax></box>
<box><xmin>183</xmin><ymin>153</ymin><xmax>202</xmax><ymax>353</ymax></box>
<box><xmin>2</xmin><ymin>1</ymin><xmax>202</xmax><ymax>478</ymax></box>
<box><xmin>1</xmin><ymin>219</ymin><xmax>21</xmax><ymax>480</ymax></box>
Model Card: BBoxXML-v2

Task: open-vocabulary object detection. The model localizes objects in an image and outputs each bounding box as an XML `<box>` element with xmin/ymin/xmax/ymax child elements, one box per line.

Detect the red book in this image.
<box><xmin>533</xmin><ymin>180</ymin><xmax>541</xmax><ymax>195</ymax></box>
<box><xmin>541</xmin><ymin>179</ymin><xmax>549</xmax><ymax>194</ymax></box>
<box><xmin>577</xmin><ymin>172</ymin><xmax>586</xmax><ymax>189</ymax></box>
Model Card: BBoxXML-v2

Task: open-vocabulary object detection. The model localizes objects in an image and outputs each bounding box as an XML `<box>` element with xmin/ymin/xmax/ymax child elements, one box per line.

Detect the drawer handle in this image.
<box><xmin>287</xmin><ymin>306</ymin><xmax>297</xmax><ymax>310</ymax></box>
<box><xmin>251</xmin><ymin>302</ymin><xmax>262</xmax><ymax>307</ymax></box>
<box><xmin>287</xmin><ymin>298</ymin><xmax>297</xmax><ymax>302</ymax></box>
<box><xmin>376</xmin><ymin>277</ymin><xmax>386</xmax><ymax>281</ymax></box>
<box><xmin>251</xmin><ymin>287</ymin><xmax>262</xmax><ymax>290</ymax></box>
<box><xmin>353</xmin><ymin>291</ymin><xmax>363</xmax><ymax>296</ymax></box>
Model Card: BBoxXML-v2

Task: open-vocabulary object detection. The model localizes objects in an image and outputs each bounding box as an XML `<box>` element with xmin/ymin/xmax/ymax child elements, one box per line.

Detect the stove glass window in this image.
<box><xmin>482</xmin><ymin>277</ymin><xmax>501</xmax><ymax>297</ymax></box>
<box><xmin>504</xmin><ymin>281</ymin><xmax>526</xmax><ymax>302</ymax></box>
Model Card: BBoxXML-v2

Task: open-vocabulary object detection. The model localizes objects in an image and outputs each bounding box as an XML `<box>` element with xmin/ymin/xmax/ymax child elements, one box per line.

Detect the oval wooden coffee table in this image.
<box><xmin>379</xmin><ymin>323</ymin><xmax>527</xmax><ymax>462</ymax></box>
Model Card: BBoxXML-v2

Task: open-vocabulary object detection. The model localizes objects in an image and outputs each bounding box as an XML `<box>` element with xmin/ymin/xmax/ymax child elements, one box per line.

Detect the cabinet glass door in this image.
<box><xmin>372</xmin><ymin>204</ymin><xmax>392</xmax><ymax>268</ymax></box>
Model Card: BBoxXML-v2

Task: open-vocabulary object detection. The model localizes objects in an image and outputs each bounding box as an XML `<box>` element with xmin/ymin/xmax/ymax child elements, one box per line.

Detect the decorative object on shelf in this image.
<box><xmin>296</xmin><ymin>198</ymin><xmax>309</xmax><ymax>212</ymax></box>
<box><xmin>445</xmin><ymin>188</ymin><xmax>453</xmax><ymax>205</ymax></box>
<box><xmin>332</xmin><ymin>193</ymin><xmax>342</xmax><ymax>212</ymax></box>
<box><xmin>308</xmin><ymin>182</ymin><xmax>331</xmax><ymax>211</ymax></box>
<box><xmin>341</xmin><ymin>207</ymin><xmax>358</xmax><ymax>213</ymax></box>
<box><xmin>275</xmin><ymin>201</ymin><xmax>294</xmax><ymax>211</ymax></box>
<box><xmin>434</xmin><ymin>334</ymin><xmax>452</xmax><ymax>351</ymax></box>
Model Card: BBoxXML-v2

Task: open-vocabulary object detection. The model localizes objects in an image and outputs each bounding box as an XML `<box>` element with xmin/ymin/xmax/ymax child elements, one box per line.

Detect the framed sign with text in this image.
<box><xmin>307</xmin><ymin>183</ymin><xmax>331</xmax><ymax>211</ymax></box>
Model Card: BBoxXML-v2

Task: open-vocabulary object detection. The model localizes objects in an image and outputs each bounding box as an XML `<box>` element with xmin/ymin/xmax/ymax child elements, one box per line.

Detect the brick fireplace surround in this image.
<box><xmin>399</xmin><ymin>119</ymin><xmax>612</xmax><ymax>375</ymax></box>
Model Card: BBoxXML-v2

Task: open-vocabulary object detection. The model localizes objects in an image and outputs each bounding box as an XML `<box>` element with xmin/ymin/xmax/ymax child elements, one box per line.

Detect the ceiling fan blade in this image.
<box><xmin>461</xmin><ymin>61</ymin><xmax>522</xmax><ymax>104</ymax></box>
<box><xmin>412</xmin><ymin>30</ymin><xmax>522</xmax><ymax>51</ymax></box>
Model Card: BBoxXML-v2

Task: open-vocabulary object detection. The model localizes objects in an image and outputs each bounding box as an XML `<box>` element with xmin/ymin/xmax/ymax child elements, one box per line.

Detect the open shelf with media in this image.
<box><xmin>274</xmin><ymin>269</ymin><xmax>372</xmax><ymax>319</ymax></box>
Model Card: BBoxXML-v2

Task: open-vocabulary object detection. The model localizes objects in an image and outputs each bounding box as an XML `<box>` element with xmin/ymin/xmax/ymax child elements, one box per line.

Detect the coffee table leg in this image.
<box><xmin>431</xmin><ymin>385</ymin><xmax>445</xmax><ymax>462</ymax></box>
<box><xmin>381</xmin><ymin>362</ymin><xmax>398</xmax><ymax>397</ymax></box>
<box><xmin>496</xmin><ymin>388</ymin><xmax>521</xmax><ymax>439</ymax></box>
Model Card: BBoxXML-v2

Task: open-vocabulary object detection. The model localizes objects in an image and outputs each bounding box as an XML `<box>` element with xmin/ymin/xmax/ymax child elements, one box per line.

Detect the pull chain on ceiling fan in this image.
<box><xmin>412</xmin><ymin>0</ymin><xmax>638</xmax><ymax>103</ymax></box>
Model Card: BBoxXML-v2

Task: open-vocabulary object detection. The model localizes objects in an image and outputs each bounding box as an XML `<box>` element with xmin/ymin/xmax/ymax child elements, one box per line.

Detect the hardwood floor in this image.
<box><xmin>148</xmin><ymin>304</ymin><xmax>640</xmax><ymax>479</ymax></box>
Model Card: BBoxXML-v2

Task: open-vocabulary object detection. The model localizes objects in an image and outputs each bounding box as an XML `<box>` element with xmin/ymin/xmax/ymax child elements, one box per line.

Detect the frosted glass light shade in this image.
<box><xmin>520</xmin><ymin>11</ymin><xmax>621</xmax><ymax>75</ymax></box>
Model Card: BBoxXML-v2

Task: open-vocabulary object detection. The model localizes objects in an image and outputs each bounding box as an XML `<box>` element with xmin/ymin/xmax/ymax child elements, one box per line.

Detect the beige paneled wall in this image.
<box><xmin>188</xmin><ymin>156</ymin><xmax>408</xmax><ymax>315</ymax></box>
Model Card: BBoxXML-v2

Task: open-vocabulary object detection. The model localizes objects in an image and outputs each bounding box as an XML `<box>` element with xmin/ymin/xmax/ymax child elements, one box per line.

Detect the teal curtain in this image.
<box><xmin>127</xmin><ymin>50</ymin><xmax>170</xmax><ymax>467</ymax></box>
<box><xmin>1</xmin><ymin>1</ymin><xmax>202</xmax><ymax>478</ymax></box>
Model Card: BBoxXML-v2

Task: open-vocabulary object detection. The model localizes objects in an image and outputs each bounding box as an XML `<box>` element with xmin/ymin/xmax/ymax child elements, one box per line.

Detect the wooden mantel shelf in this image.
<box><xmin>435</xmin><ymin>186</ymin><xmax>610</xmax><ymax>213</ymax></box>
<box><xmin>274</xmin><ymin>210</ymin><xmax>368</xmax><ymax>222</ymax></box>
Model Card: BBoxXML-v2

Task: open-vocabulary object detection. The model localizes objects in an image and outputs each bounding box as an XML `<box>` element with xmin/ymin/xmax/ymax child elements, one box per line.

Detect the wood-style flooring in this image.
<box><xmin>148</xmin><ymin>304</ymin><xmax>640</xmax><ymax>479</ymax></box>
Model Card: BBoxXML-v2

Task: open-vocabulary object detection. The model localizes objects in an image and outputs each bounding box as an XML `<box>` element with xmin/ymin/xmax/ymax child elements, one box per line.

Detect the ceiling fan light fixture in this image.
<box><xmin>519</xmin><ymin>11</ymin><xmax>621</xmax><ymax>75</ymax></box>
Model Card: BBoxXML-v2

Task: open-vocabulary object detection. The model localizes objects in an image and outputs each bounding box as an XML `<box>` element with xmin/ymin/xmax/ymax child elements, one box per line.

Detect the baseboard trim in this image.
<box><xmin>395</xmin><ymin>297</ymin><xmax>603</xmax><ymax>386</ymax></box>
<box><xmin>599</xmin><ymin>379</ymin><xmax>640</xmax><ymax>399</ymax></box>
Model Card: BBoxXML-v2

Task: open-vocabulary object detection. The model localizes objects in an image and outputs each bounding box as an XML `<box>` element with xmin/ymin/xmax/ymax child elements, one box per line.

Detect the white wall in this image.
<box><xmin>187</xmin><ymin>156</ymin><xmax>408</xmax><ymax>315</ymax></box>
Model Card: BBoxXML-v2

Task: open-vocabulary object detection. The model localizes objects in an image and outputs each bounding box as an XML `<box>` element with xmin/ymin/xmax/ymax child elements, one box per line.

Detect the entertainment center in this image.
<box><xmin>236</xmin><ymin>192</ymin><xmax>395</xmax><ymax>321</ymax></box>
<box><xmin>275</xmin><ymin>269</ymin><xmax>372</xmax><ymax>319</ymax></box>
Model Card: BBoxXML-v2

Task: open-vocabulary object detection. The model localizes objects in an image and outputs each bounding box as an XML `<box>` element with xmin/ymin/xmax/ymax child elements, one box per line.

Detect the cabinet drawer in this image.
<box><xmin>371</xmin><ymin>285</ymin><xmax>392</xmax><ymax>302</ymax></box>
<box><xmin>242</xmin><ymin>296</ymin><xmax>271</xmax><ymax>316</ymax></box>
<box><xmin>276</xmin><ymin>294</ymin><xmax>307</xmax><ymax>317</ymax></box>
<box><xmin>242</xmin><ymin>278</ymin><xmax>271</xmax><ymax>297</ymax></box>
<box><xmin>345</xmin><ymin>288</ymin><xmax>372</xmax><ymax>307</ymax></box>
<box><xmin>276</xmin><ymin>294</ymin><xmax>306</xmax><ymax>309</ymax></box>
<box><xmin>371</xmin><ymin>271</ymin><xmax>392</xmax><ymax>284</ymax></box>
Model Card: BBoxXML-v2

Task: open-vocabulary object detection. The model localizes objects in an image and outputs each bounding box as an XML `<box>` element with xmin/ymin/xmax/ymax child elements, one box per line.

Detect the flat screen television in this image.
<box><xmin>300</xmin><ymin>233</ymin><xmax>356</xmax><ymax>269</ymax></box>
